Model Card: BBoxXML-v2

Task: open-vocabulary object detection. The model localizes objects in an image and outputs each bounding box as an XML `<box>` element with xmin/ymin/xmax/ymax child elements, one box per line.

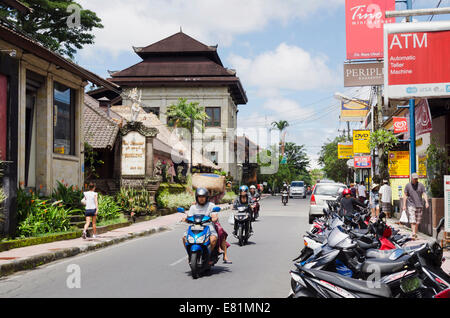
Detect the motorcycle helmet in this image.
<box><xmin>195</xmin><ymin>187</ymin><xmax>209</xmax><ymax>205</ymax></box>
<box><xmin>239</xmin><ymin>185</ymin><xmax>249</xmax><ymax>194</ymax></box>
<box><xmin>342</xmin><ymin>188</ymin><xmax>351</xmax><ymax>196</ymax></box>
<box><xmin>249</xmin><ymin>185</ymin><xmax>256</xmax><ymax>190</ymax></box>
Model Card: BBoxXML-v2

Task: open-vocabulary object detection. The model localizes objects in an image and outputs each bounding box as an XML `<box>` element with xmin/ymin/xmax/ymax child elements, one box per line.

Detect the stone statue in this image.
<box><xmin>154</xmin><ymin>160</ymin><xmax>163</xmax><ymax>181</ymax></box>
<box><xmin>129</xmin><ymin>87</ymin><xmax>142</xmax><ymax>122</ymax></box>
<box><xmin>177</xmin><ymin>166</ymin><xmax>186</xmax><ymax>184</ymax></box>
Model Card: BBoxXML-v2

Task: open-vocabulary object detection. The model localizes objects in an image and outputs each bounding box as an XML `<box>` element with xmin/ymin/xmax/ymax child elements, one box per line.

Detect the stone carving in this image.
<box><xmin>120</xmin><ymin>121</ymin><xmax>158</xmax><ymax>138</ymax></box>
<box><xmin>129</xmin><ymin>87</ymin><xmax>142</xmax><ymax>122</ymax></box>
<box><xmin>153</xmin><ymin>160</ymin><xmax>163</xmax><ymax>181</ymax></box>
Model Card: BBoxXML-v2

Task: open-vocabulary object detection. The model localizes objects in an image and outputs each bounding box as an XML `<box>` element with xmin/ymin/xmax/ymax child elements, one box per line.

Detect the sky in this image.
<box><xmin>75</xmin><ymin>0</ymin><xmax>450</xmax><ymax>170</ymax></box>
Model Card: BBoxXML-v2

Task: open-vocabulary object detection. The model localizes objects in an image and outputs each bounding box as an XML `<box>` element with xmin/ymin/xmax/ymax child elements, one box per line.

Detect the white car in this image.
<box><xmin>308</xmin><ymin>183</ymin><xmax>347</xmax><ymax>224</ymax></box>
<box><xmin>290</xmin><ymin>181</ymin><xmax>306</xmax><ymax>199</ymax></box>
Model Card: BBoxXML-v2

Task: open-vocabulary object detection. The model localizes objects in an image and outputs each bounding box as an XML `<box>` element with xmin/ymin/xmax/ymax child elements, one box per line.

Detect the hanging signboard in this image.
<box><xmin>346</xmin><ymin>0</ymin><xmax>395</xmax><ymax>60</ymax></box>
<box><xmin>388</xmin><ymin>151</ymin><xmax>410</xmax><ymax>178</ymax></box>
<box><xmin>338</xmin><ymin>143</ymin><xmax>354</xmax><ymax>159</ymax></box>
<box><xmin>445</xmin><ymin>175</ymin><xmax>450</xmax><ymax>232</ymax></box>
<box><xmin>344</xmin><ymin>62</ymin><xmax>384</xmax><ymax>87</ymax></box>
<box><xmin>384</xmin><ymin>21</ymin><xmax>450</xmax><ymax>100</ymax></box>
<box><xmin>418</xmin><ymin>155</ymin><xmax>427</xmax><ymax>178</ymax></box>
<box><xmin>354</xmin><ymin>155</ymin><xmax>372</xmax><ymax>168</ymax></box>
<box><xmin>353</xmin><ymin>130</ymin><xmax>371</xmax><ymax>154</ymax></box>
<box><xmin>340</xmin><ymin>100</ymin><xmax>370</xmax><ymax>122</ymax></box>
<box><xmin>415</xmin><ymin>99</ymin><xmax>433</xmax><ymax>136</ymax></box>
<box><xmin>393</xmin><ymin>117</ymin><xmax>408</xmax><ymax>134</ymax></box>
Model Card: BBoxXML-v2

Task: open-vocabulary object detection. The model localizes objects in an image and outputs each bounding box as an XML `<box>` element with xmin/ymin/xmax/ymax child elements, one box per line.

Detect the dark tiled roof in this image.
<box><xmin>84</xmin><ymin>95</ymin><xmax>120</xmax><ymax>149</ymax></box>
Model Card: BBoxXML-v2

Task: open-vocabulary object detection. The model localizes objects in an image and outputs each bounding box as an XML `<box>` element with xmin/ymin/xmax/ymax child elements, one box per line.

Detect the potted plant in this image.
<box><xmin>426</xmin><ymin>138</ymin><xmax>449</xmax><ymax>234</ymax></box>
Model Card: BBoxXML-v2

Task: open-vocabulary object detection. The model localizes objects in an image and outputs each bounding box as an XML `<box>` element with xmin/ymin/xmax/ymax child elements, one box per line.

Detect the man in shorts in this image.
<box><xmin>379</xmin><ymin>179</ymin><xmax>392</xmax><ymax>218</ymax></box>
<box><xmin>402</xmin><ymin>173</ymin><xmax>429</xmax><ymax>239</ymax></box>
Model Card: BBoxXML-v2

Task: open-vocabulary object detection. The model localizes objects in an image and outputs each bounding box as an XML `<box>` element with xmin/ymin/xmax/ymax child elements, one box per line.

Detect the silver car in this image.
<box><xmin>308</xmin><ymin>183</ymin><xmax>347</xmax><ymax>224</ymax></box>
<box><xmin>290</xmin><ymin>181</ymin><xmax>306</xmax><ymax>199</ymax></box>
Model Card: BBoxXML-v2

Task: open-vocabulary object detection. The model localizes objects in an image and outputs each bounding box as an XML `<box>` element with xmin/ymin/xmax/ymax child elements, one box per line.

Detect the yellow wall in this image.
<box><xmin>390</xmin><ymin>178</ymin><xmax>428</xmax><ymax>202</ymax></box>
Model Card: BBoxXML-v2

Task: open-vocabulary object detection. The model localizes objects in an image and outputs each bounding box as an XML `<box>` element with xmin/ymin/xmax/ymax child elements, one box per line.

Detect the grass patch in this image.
<box><xmin>96</xmin><ymin>215</ymin><xmax>128</xmax><ymax>227</ymax></box>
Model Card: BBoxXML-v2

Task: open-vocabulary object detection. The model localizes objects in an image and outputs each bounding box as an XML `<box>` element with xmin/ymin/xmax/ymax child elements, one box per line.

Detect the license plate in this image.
<box><xmin>192</xmin><ymin>225</ymin><xmax>203</xmax><ymax>231</ymax></box>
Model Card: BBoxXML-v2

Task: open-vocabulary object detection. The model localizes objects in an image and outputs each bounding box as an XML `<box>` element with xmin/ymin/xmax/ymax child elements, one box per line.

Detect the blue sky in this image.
<box><xmin>75</xmin><ymin>0</ymin><xmax>450</xmax><ymax>169</ymax></box>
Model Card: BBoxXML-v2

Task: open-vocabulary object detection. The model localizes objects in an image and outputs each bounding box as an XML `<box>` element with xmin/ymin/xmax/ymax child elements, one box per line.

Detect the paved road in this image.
<box><xmin>0</xmin><ymin>196</ymin><xmax>311</xmax><ymax>298</ymax></box>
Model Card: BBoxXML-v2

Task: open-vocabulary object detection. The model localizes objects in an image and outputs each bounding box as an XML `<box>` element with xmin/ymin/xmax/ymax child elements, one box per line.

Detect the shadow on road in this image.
<box><xmin>184</xmin><ymin>265</ymin><xmax>232</xmax><ymax>279</ymax></box>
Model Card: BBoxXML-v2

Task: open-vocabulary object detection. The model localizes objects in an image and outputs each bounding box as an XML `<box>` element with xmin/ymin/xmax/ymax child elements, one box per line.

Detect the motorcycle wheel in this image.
<box><xmin>190</xmin><ymin>252</ymin><xmax>200</xmax><ymax>279</ymax></box>
<box><xmin>238</xmin><ymin>225</ymin><xmax>244</xmax><ymax>246</ymax></box>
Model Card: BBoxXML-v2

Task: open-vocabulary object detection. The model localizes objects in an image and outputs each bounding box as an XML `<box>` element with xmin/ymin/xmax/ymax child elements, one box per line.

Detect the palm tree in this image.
<box><xmin>166</xmin><ymin>98</ymin><xmax>209</xmax><ymax>173</ymax></box>
<box><xmin>271</xmin><ymin>120</ymin><xmax>289</xmax><ymax>157</ymax></box>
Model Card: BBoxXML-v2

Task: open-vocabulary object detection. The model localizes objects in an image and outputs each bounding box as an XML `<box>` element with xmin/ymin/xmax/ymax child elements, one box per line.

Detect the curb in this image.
<box><xmin>0</xmin><ymin>226</ymin><xmax>170</xmax><ymax>278</ymax></box>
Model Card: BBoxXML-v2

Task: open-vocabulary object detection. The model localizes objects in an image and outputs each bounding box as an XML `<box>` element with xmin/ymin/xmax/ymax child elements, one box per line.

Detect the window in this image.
<box><xmin>53</xmin><ymin>82</ymin><xmax>75</xmax><ymax>155</ymax></box>
<box><xmin>314</xmin><ymin>184</ymin><xmax>346</xmax><ymax>196</ymax></box>
<box><xmin>143</xmin><ymin>106</ymin><xmax>160</xmax><ymax>117</ymax></box>
<box><xmin>291</xmin><ymin>182</ymin><xmax>304</xmax><ymax>187</ymax></box>
<box><xmin>205</xmin><ymin>107</ymin><xmax>221</xmax><ymax>127</ymax></box>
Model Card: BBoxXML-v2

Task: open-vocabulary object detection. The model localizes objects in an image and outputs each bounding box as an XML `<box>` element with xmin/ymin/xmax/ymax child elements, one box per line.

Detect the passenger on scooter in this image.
<box><xmin>339</xmin><ymin>188</ymin><xmax>366</xmax><ymax>219</ymax></box>
<box><xmin>182</xmin><ymin>188</ymin><xmax>219</xmax><ymax>263</ymax></box>
<box><xmin>232</xmin><ymin>185</ymin><xmax>253</xmax><ymax>234</ymax></box>
<box><xmin>249</xmin><ymin>185</ymin><xmax>260</xmax><ymax>200</ymax></box>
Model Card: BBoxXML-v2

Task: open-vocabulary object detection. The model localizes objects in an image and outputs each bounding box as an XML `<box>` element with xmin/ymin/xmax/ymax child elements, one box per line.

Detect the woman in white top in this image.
<box><xmin>82</xmin><ymin>182</ymin><xmax>98</xmax><ymax>239</ymax></box>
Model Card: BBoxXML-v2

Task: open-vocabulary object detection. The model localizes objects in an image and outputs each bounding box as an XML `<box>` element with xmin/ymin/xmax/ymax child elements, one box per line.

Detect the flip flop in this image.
<box><xmin>223</xmin><ymin>260</ymin><xmax>233</xmax><ymax>264</ymax></box>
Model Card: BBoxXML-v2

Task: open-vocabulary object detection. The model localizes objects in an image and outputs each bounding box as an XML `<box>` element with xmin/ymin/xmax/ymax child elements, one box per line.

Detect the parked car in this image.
<box><xmin>308</xmin><ymin>182</ymin><xmax>347</xmax><ymax>224</ymax></box>
<box><xmin>290</xmin><ymin>181</ymin><xmax>306</xmax><ymax>199</ymax></box>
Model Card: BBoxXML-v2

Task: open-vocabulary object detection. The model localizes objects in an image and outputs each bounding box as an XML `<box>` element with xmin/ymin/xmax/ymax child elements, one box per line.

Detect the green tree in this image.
<box><xmin>318</xmin><ymin>136</ymin><xmax>349</xmax><ymax>183</ymax></box>
<box><xmin>271</xmin><ymin>120</ymin><xmax>289</xmax><ymax>155</ymax></box>
<box><xmin>0</xmin><ymin>0</ymin><xmax>103</xmax><ymax>59</ymax></box>
<box><xmin>166</xmin><ymin>98</ymin><xmax>209</xmax><ymax>130</ymax></box>
<box><xmin>369</xmin><ymin>129</ymin><xmax>399</xmax><ymax>180</ymax></box>
<box><xmin>309</xmin><ymin>168</ymin><xmax>324</xmax><ymax>185</ymax></box>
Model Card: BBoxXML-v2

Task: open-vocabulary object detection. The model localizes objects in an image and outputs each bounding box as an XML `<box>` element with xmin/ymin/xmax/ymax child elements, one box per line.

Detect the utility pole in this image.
<box><xmin>394</xmin><ymin>0</ymin><xmax>417</xmax><ymax>174</ymax></box>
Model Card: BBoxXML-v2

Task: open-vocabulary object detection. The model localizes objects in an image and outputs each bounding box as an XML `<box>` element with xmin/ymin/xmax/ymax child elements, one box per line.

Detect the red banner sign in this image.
<box><xmin>393</xmin><ymin>117</ymin><xmax>408</xmax><ymax>134</ymax></box>
<box><xmin>346</xmin><ymin>0</ymin><xmax>395</xmax><ymax>60</ymax></box>
<box><xmin>385</xmin><ymin>23</ymin><xmax>450</xmax><ymax>99</ymax></box>
<box><xmin>354</xmin><ymin>156</ymin><xmax>372</xmax><ymax>168</ymax></box>
<box><xmin>415</xmin><ymin>99</ymin><xmax>432</xmax><ymax>136</ymax></box>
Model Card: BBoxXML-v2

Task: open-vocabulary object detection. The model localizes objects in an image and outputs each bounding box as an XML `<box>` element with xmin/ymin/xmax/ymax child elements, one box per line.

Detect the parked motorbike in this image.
<box><xmin>282</xmin><ymin>190</ymin><xmax>288</xmax><ymax>206</ymax></box>
<box><xmin>234</xmin><ymin>206</ymin><xmax>252</xmax><ymax>246</ymax></box>
<box><xmin>178</xmin><ymin>206</ymin><xmax>221</xmax><ymax>279</ymax></box>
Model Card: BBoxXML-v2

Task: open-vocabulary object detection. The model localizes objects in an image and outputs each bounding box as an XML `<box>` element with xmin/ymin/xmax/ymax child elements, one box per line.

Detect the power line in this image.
<box><xmin>429</xmin><ymin>0</ymin><xmax>443</xmax><ymax>21</ymax></box>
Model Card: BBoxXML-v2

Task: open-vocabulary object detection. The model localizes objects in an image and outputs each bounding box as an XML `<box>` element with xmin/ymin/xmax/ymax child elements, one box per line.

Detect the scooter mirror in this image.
<box><xmin>177</xmin><ymin>207</ymin><xmax>185</xmax><ymax>213</ymax></box>
<box><xmin>212</xmin><ymin>206</ymin><xmax>221</xmax><ymax>213</ymax></box>
<box><xmin>364</xmin><ymin>200</ymin><xmax>369</xmax><ymax>207</ymax></box>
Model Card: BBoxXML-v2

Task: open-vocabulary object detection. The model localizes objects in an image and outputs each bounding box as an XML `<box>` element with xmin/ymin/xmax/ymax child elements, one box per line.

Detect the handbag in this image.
<box><xmin>81</xmin><ymin>195</ymin><xmax>86</xmax><ymax>206</ymax></box>
<box><xmin>399</xmin><ymin>209</ymin><xmax>408</xmax><ymax>223</ymax></box>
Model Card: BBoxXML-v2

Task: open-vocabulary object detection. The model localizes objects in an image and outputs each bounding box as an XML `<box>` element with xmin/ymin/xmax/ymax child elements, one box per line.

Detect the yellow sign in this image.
<box><xmin>388</xmin><ymin>151</ymin><xmax>409</xmax><ymax>178</ymax></box>
<box><xmin>340</xmin><ymin>100</ymin><xmax>370</xmax><ymax>122</ymax></box>
<box><xmin>353</xmin><ymin>130</ymin><xmax>370</xmax><ymax>154</ymax></box>
<box><xmin>338</xmin><ymin>143</ymin><xmax>353</xmax><ymax>159</ymax></box>
<box><xmin>418</xmin><ymin>155</ymin><xmax>427</xmax><ymax>178</ymax></box>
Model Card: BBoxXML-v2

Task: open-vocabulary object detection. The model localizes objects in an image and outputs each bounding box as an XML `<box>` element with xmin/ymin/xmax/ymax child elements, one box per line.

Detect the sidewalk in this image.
<box><xmin>385</xmin><ymin>216</ymin><xmax>450</xmax><ymax>275</ymax></box>
<box><xmin>0</xmin><ymin>203</ymin><xmax>232</xmax><ymax>277</ymax></box>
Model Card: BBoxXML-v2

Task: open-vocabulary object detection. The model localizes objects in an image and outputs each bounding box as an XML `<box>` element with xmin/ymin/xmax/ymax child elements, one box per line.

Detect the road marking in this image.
<box><xmin>170</xmin><ymin>256</ymin><xmax>187</xmax><ymax>266</ymax></box>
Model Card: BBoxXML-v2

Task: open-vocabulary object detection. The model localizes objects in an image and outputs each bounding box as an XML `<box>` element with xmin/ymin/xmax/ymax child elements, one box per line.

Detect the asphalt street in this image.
<box><xmin>0</xmin><ymin>196</ymin><xmax>311</xmax><ymax>298</ymax></box>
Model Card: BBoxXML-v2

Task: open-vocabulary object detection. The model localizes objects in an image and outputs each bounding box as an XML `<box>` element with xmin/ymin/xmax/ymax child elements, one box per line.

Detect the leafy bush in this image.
<box><xmin>157</xmin><ymin>191</ymin><xmax>195</xmax><ymax>209</ymax></box>
<box><xmin>220</xmin><ymin>191</ymin><xmax>236</xmax><ymax>204</ymax></box>
<box><xmin>97</xmin><ymin>194</ymin><xmax>121</xmax><ymax>223</ymax></box>
<box><xmin>16</xmin><ymin>201</ymin><xmax>74</xmax><ymax>238</ymax></box>
<box><xmin>0</xmin><ymin>188</ymin><xmax>6</xmax><ymax>204</ymax></box>
<box><xmin>116</xmin><ymin>188</ymin><xmax>154</xmax><ymax>215</ymax></box>
<box><xmin>51</xmin><ymin>180</ymin><xmax>83</xmax><ymax>209</ymax></box>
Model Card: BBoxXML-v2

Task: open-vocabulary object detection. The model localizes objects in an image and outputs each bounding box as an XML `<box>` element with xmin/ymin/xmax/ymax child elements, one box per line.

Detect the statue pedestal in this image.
<box><xmin>119</xmin><ymin>121</ymin><xmax>159</xmax><ymax>192</ymax></box>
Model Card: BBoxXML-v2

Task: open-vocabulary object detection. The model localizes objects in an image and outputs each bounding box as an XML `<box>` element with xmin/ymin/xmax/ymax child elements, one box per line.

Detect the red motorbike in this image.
<box><xmin>250</xmin><ymin>197</ymin><xmax>260</xmax><ymax>221</ymax></box>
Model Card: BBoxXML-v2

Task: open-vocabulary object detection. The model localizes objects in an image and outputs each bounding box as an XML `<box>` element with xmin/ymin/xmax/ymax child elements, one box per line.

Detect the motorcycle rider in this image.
<box><xmin>249</xmin><ymin>185</ymin><xmax>261</xmax><ymax>218</ymax></box>
<box><xmin>232</xmin><ymin>185</ymin><xmax>253</xmax><ymax>234</ymax></box>
<box><xmin>182</xmin><ymin>188</ymin><xmax>219</xmax><ymax>263</ymax></box>
<box><xmin>281</xmin><ymin>182</ymin><xmax>289</xmax><ymax>203</ymax></box>
<box><xmin>339</xmin><ymin>188</ymin><xmax>366</xmax><ymax>219</ymax></box>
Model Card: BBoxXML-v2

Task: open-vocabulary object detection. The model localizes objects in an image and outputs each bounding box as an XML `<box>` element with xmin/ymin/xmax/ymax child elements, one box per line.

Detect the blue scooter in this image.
<box><xmin>178</xmin><ymin>206</ymin><xmax>221</xmax><ymax>279</ymax></box>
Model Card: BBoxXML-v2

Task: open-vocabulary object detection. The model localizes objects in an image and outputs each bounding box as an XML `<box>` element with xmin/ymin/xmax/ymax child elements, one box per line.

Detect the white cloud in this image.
<box><xmin>77</xmin><ymin>0</ymin><xmax>343</xmax><ymax>57</ymax></box>
<box><xmin>229</xmin><ymin>43</ymin><xmax>340</xmax><ymax>93</ymax></box>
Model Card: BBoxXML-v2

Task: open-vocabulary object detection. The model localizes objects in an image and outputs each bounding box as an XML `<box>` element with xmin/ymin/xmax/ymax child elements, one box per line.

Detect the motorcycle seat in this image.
<box><xmin>361</xmin><ymin>254</ymin><xmax>412</xmax><ymax>275</ymax></box>
<box><xmin>312</xmin><ymin>236</ymin><xmax>326</xmax><ymax>244</ymax></box>
<box><xmin>300</xmin><ymin>267</ymin><xmax>392</xmax><ymax>298</ymax></box>
<box><xmin>366</xmin><ymin>249</ymin><xmax>403</xmax><ymax>259</ymax></box>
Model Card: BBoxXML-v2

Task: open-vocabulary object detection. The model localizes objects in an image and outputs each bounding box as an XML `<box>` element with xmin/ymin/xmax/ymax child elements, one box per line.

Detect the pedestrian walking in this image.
<box><xmin>369</xmin><ymin>183</ymin><xmax>380</xmax><ymax>219</ymax></box>
<box><xmin>379</xmin><ymin>179</ymin><xmax>392</xmax><ymax>218</ymax></box>
<box><xmin>357</xmin><ymin>181</ymin><xmax>367</xmax><ymax>202</ymax></box>
<box><xmin>402</xmin><ymin>173</ymin><xmax>429</xmax><ymax>240</ymax></box>
<box><xmin>350</xmin><ymin>183</ymin><xmax>357</xmax><ymax>198</ymax></box>
<box><xmin>82</xmin><ymin>182</ymin><xmax>98</xmax><ymax>239</ymax></box>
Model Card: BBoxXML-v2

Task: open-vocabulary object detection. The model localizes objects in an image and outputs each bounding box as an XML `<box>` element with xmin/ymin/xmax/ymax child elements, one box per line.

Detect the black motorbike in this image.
<box><xmin>281</xmin><ymin>190</ymin><xmax>288</xmax><ymax>206</ymax></box>
<box><xmin>234</xmin><ymin>206</ymin><xmax>252</xmax><ymax>246</ymax></box>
